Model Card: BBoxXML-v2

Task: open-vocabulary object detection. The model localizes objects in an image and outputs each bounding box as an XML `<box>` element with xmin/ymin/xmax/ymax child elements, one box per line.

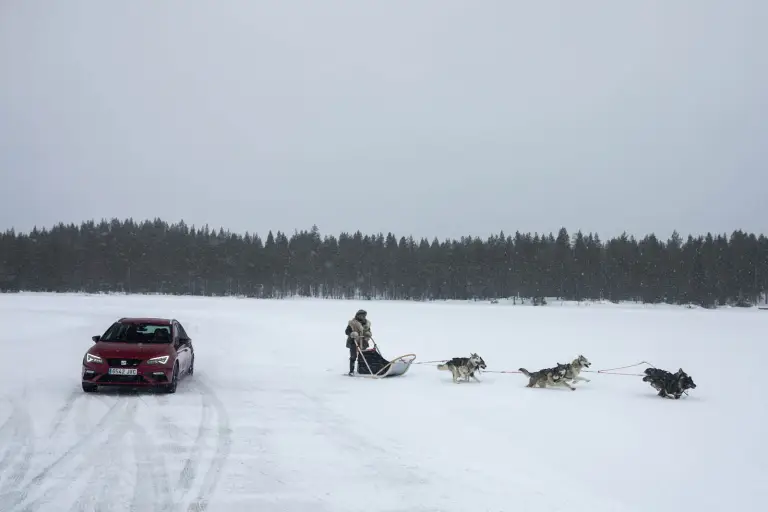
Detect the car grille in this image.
<box><xmin>99</xmin><ymin>374</ymin><xmax>145</xmax><ymax>383</ymax></box>
<box><xmin>106</xmin><ymin>358</ymin><xmax>142</xmax><ymax>367</ymax></box>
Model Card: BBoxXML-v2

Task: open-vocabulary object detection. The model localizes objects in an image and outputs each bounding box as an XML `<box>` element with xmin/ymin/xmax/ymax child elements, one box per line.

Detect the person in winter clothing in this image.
<box><xmin>345</xmin><ymin>309</ymin><xmax>372</xmax><ymax>375</ymax></box>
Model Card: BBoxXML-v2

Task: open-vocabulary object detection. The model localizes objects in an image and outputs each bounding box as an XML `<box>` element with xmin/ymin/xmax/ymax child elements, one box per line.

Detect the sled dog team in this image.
<box><xmin>437</xmin><ymin>352</ymin><xmax>591</xmax><ymax>390</ymax></box>
<box><xmin>345</xmin><ymin>309</ymin><xmax>697</xmax><ymax>400</ymax></box>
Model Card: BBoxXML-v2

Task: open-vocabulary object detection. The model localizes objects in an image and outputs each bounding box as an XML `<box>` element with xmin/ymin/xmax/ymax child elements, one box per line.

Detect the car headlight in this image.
<box><xmin>146</xmin><ymin>355</ymin><xmax>170</xmax><ymax>365</ymax></box>
<box><xmin>85</xmin><ymin>353</ymin><xmax>103</xmax><ymax>364</ymax></box>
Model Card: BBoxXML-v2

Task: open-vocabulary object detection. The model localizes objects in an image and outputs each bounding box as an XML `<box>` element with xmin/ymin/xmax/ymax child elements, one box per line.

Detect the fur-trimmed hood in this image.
<box><xmin>348</xmin><ymin>317</ymin><xmax>372</xmax><ymax>336</ymax></box>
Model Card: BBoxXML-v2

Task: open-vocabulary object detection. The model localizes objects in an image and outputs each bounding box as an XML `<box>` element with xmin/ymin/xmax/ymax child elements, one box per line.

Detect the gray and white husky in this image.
<box><xmin>555</xmin><ymin>354</ymin><xmax>592</xmax><ymax>385</ymax></box>
<box><xmin>519</xmin><ymin>355</ymin><xmax>591</xmax><ymax>390</ymax></box>
<box><xmin>437</xmin><ymin>353</ymin><xmax>487</xmax><ymax>383</ymax></box>
<box><xmin>518</xmin><ymin>365</ymin><xmax>575</xmax><ymax>390</ymax></box>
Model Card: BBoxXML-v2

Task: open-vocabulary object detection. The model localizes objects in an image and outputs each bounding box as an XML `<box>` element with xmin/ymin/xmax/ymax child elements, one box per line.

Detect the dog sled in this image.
<box><xmin>354</xmin><ymin>343</ymin><xmax>416</xmax><ymax>378</ymax></box>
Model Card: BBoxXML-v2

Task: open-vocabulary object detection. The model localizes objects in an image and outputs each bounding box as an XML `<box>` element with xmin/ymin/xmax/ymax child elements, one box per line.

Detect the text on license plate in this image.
<box><xmin>108</xmin><ymin>368</ymin><xmax>137</xmax><ymax>375</ymax></box>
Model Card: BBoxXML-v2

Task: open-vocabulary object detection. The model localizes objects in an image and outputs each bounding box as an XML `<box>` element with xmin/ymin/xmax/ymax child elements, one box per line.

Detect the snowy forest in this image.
<box><xmin>0</xmin><ymin>218</ymin><xmax>766</xmax><ymax>308</ymax></box>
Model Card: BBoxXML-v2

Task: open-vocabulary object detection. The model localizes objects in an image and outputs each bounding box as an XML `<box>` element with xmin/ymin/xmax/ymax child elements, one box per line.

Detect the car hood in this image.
<box><xmin>90</xmin><ymin>342</ymin><xmax>172</xmax><ymax>359</ymax></box>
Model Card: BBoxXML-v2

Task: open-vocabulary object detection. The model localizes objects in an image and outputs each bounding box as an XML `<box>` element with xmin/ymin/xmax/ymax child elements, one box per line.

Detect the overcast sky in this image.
<box><xmin>1</xmin><ymin>0</ymin><xmax>765</xmax><ymax>242</ymax></box>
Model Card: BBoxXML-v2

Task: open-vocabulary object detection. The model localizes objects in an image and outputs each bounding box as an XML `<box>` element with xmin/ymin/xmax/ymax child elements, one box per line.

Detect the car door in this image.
<box><xmin>177</xmin><ymin>322</ymin><xmax>194</xmax><ymax>375</ymax></box>
<box><xmin>173</xmin><ymin>321</ymin><xmax>191</xmax><ymax>373</ymax></box>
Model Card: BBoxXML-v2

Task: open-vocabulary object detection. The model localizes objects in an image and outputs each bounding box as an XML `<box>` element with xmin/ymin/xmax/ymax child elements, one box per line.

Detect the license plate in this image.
<box><xmin>108</xmin><ymin>368</ymin><xmax>137</xmax><ymax>376</ymax></box>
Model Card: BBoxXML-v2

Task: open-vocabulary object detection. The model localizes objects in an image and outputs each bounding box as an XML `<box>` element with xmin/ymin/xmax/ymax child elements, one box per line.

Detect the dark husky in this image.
<box><xmin>642</xmin><ymin>367</ymin><xmax>696</xmax><ymax>399</ymax></box>
<box><xmin>437</xmin><ymin>353</ymin><xmax>487</xmax><ymax>383</ymax></box>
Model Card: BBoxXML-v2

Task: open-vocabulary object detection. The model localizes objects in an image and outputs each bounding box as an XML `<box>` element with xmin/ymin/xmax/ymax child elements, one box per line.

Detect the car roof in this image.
<box><xmin>117</xmin><ymin>317</ymin><xmax>173</xmax><ymax>325</ymax></box>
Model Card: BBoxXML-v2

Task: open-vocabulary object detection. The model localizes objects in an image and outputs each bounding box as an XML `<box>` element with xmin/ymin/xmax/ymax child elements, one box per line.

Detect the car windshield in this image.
<box><xmin>100</xmin><ymin>322</ymin><xmax>172</xmax><ymax>343</ymax></box>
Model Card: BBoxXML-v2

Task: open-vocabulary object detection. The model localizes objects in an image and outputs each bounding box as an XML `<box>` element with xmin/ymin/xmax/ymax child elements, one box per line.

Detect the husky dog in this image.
<box><xmin>518</xmin><ymin>365</ymin><xmax>575</xmax><ymax>390</ymax></box>
<box><xmin>437</xmin><ymin>353</ymin><xmax>487</xmax><ymax>383</ymax></box>
<box><xmin>554</xmin><ymin>355</ymin><xmax>592</xmax><ymax>385</ymax></box>
<box><xmin>642</xmin><ymin>367</ymin><xmax>696</xmax><ymax>399</ymax></box>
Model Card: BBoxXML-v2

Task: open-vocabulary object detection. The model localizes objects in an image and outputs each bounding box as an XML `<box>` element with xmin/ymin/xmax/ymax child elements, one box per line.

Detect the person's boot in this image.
<box><xmin>348</xmin><ymin>360</ymin><xmax>355</xmax><ymax>376</ymax></box>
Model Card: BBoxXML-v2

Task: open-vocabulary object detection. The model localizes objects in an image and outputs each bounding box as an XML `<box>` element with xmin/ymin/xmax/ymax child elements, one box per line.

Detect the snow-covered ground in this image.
<box><xmin>0</xmin><ymin>292</ymin><xmax>765</xmax><ymax>512</ymax></box>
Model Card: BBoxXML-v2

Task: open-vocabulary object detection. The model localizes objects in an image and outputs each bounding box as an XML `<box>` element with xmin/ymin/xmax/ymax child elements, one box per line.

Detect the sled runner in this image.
<box><xmin>354</xmin><ymin>344</ymin><xmax>416</xmax><ymax>378</ymax></box>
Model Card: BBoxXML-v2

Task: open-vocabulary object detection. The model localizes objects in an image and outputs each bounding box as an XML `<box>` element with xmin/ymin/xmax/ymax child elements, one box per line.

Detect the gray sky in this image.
<box><xmin>1</xmin><ymin>0</ymin><xmax>766</xmax><ymax>243</ymax></box>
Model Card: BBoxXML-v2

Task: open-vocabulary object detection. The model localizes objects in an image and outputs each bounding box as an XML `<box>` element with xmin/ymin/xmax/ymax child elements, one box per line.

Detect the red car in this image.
<box><xmin>81</xmin><ymin>317</ymin><xmax>195</xmax><ymax>393</ymax></box>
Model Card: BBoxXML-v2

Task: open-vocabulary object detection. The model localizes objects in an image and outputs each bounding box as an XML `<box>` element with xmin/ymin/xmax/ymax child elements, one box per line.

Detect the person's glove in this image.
<box><xmin>350</xmin><ymin>331</ymin><xmax>359</xmax><ymax>338</ymax></box>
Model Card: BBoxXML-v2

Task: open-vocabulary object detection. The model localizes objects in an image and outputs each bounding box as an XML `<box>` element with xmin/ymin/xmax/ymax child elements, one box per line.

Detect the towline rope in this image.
<box><xmin>485</xmin><ymin>362</ymin><xmax>656</xmax><ymax>377</ymax></box>
<box><xmin>412</xmin><ymin>358</ymin><xmax>522</xmax><ymax>373</ymax></box>
<box><xmin>584</xmin><ymin>360</ymin><xmax>656</xmax><ymax>377</ymax></box>
<box><xmin>413</xmin><ymin>359</ymin><xmax>657</xmax><ymax>378</ymax></box>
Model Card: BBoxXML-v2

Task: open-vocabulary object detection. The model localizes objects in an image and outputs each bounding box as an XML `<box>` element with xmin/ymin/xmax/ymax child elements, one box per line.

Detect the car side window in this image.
<box><xmin>177</xmin><ymin>323</ymin><xmax>190</xmax><ymax>341</ymax></box>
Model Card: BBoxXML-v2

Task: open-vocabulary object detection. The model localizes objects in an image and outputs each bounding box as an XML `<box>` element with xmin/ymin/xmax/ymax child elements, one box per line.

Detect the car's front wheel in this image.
<box><xmin>82</xmin><ymin>382</ymin><xmax>97</xmax><ymax>393</ymax></box>
<box><xmin>163</xmin><ymin>363</ymin><xmax>179</xmax><ymax>394</ymax></box>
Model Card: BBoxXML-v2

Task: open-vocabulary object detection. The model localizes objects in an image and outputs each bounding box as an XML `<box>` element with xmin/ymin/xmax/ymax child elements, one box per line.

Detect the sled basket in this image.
<box><xmin>356</xmin><ymin>345</ymin><xmax>416</xmax><ymax>378</ymax></box>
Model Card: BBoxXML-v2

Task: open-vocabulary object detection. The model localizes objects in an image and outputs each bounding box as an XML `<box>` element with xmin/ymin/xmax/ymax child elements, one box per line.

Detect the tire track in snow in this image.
<box><xmin>0</xmin><ymin>398</ymin><xmax>13</xmax><ymax>437</ymax></box>
<box><xmin>0</xmin><ymin>396</ymin><xmax>34</xmax><ymax>495</ymax></box>
<box><xmin>72</xmin><ymin>394</ymin><xmax>91</xmax><ymax>438</ymax></box>
<box><xmin>2</xmin><ymin>397</ymin><xmax>129</xmax><ymax>511</ymax></box>
<box><xmin>63</xmin><ymin>466</ymin><xmax>99</xmax><ymax>512</ymax></box>
<box><xmin>130</xmin><ymin>411</ymin><xmax>174</xmax><ymax>512</ymax></box>
<box><xmin>185</xmin><ymin>378</ymin><xmax>232</xmax><ymax>512</ymax></box>
<box><xmin>0</xmin><ymin>398</ymin><xmax>22</xmax><ymax>485</ymax></box>
<box><xmin>18</xmin><ymin>398</ymin><xmax>136</xmax><ymax>512</ymax></box>
<box><xmin>152</xmin><ymin>380</ymin><xmax>228</xmax><ymax>511</ymax></box>
<box><xmin>175</xmin><ymin>391</ymin><xmax>212</xmax><ymax>504</ymax></box>
<box><xmin>64</xmin><ymin>397</ymin><xmax>137</xmax><ymax>512</ymax></box>
<box><xmin>154</xmin><ymin>393</ymin><xmax>189</xmax><ymax>457</ymax></box>
<box><xmin>63</xmin><ymin>394</ymin><xmax>178</xmax><ymax>512</ymax></box>
<box><xmin>45</xmin><ymin>389</ymin><xmax>82</xmax><ymax>441</ymax></box>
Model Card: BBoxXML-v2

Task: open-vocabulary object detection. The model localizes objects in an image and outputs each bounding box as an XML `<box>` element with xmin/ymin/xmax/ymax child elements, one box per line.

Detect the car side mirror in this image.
<box><xmin>92</xmin><ymin>335</ymin><xmax>100</xmax><ymax>342</ymax></box>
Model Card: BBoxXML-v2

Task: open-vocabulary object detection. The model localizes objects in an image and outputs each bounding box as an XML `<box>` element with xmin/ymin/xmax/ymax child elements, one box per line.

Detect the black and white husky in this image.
<box><xmin>437</xmin><ymin>353</ymin><xmax>487</xmax><ymax>383</ymax></box>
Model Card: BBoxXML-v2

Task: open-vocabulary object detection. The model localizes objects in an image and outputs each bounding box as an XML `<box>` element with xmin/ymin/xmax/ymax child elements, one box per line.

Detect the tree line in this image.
<box><xmin>0</xmin><ymin>218</ymin><xmax>766</xmax><ymax>308</ymax></box>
